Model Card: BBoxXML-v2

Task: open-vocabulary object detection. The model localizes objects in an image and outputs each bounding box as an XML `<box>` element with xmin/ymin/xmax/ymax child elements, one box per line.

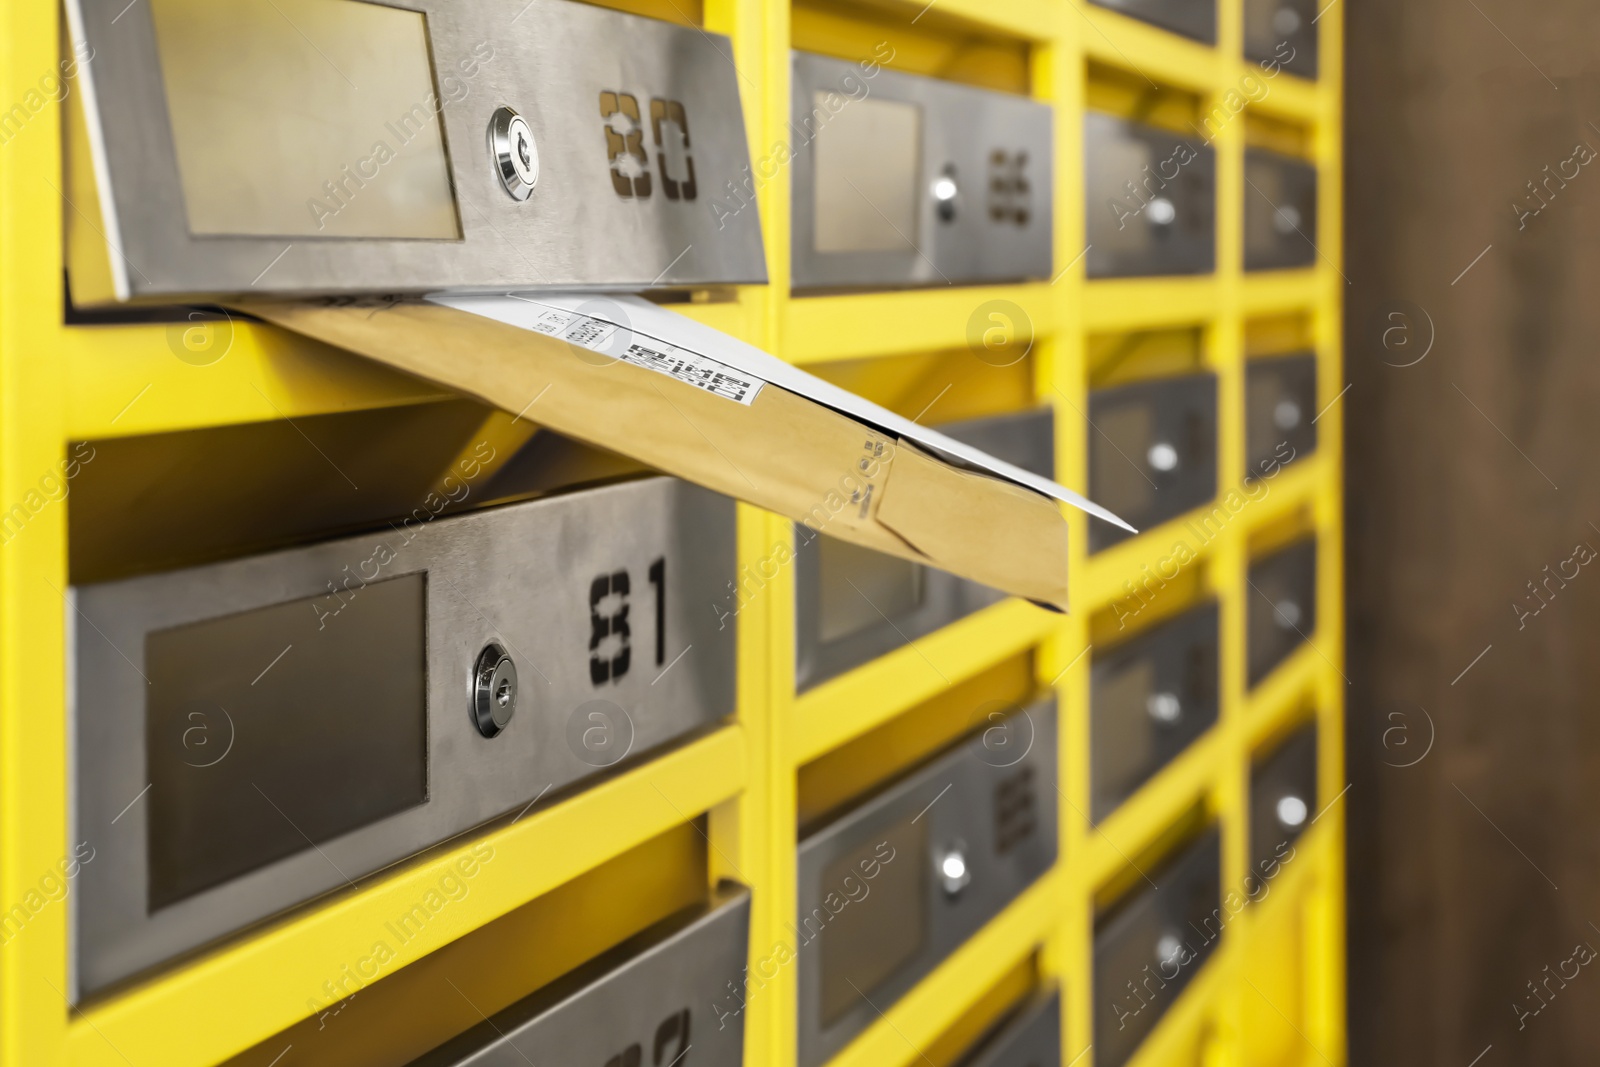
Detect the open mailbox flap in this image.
<box><xmin>239</xmin><ymin>294</ymin><xmax>1134</xmax><ymax>610</ymax></box>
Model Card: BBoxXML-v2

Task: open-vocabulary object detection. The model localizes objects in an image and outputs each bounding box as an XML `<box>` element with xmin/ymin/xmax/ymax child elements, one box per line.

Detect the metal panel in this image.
<box><xmin>1246</xmin><ymin>538</ymin><xmax>1317</xmax><ymax>686</ymax></box>
<box><xmin>790</xmin><ymin>52</ymin><xmax>1053</xmax><ymax>289</ymax></box>
<box><xmin>1088</xmin><ymin>0</ymin><xmax>1217</xmax><ymax>44</ymax></box>
<box><xmin>1090</xmin><ymin>604</ymin><xmax>1219</xmax><ymax>822</ymax></box>
<box><xmin>1093</xmin><ymin>826</ymin><xmax>1222</xmax><ymax>1067</ymax></box>
<box><xmin>65</xmin><ymin>0</ymin><xmax>767</xmax><ymax>302</ymax></box>
<box><xmin>72</xmin><ymin>477</ymin><xmax>736</xmax><ymax>998</ymax></box>
<box><xmin>1244</xmin><ymin>148</ymin><xmax>1318</xmax><ymax>272</ymax></box>
<box><xmin>1087</xmin><ymin>374</ymin><xmax>1218</xmax><ymax>552</ymax></box>
<box><xmin>794</xmin><ymin>408</ymin><xmax>1056</xmax><ymax>690</ymax></box>
<box><xmin>1085</xmin><ymin>114</ymin><xmax>1215</xmax><ymax>279</ymax></box>
<box><xmin>1245</xmin><ymin>352</ymin><xmax>1317</xmax><ymax>477</ymax></box>
<box><xmin>1249</xmin><ymin>723</ymin><xmax>1318</xmax><ymax>889</ymax></box>
<box><xmin>1244</xmin><ymin>0</ymin><xmax>1319</xmax><ymax>79</ymax></box>
<box><xmin>796</xmin><ymin>699</ymin><xmax>1059</xmax><ymax>1067</ymax></box>
<box><xmin>405</xmin><ymin>885</ymin><xmax>750</xmax><ymax>1067</ymax></box>
<box><xmin>955</xmin><ymin>987</ymin><xmax>1063</xmax><ymax>1067</ymax></box>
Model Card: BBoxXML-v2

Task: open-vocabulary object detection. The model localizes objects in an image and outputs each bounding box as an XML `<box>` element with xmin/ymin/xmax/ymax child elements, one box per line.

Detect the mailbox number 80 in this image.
<box><xmin>600</xmin><ymin>91</ymin><xmax>698</xmax><ymax>201</ymax></box>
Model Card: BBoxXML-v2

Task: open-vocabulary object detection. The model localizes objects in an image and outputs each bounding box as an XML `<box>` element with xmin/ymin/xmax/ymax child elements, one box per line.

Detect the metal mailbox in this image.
<box><xmin>1247</xmin><ymin>538</ymin><xmax>1317</xmax><ymax>686</ymax></box>
<box><xmin>1249</xmin><ymin>724</ymin><xmax>1318</xmax><ymax>885</ymax></box>
<box><xmin>1245</xmin><ymin>0</ymin><xmax>1319</xmax><ymax>79</ymax></box>
<box><xmin>405</xmin><ymin>885</ymin><xmax>751</xmax><ymax>1067</ymax></box>
<box><xmin>796</xmin><ymin>699</ymin><xmax>1059</xmax><ymax>1067</ymax></box>
<box><xmin>1090</xmin><ymin>604</ymin><xmax>1219</xmax><ymax>822</ymax></box>
<box><xmin>956</xmin><ymin>987</ymin><xmax>1062</xmax><ymax>1067</ymax></box>
<box><xmin>1246</xmin><ymin>353</ymin><xmax>1317</xmax><ymax>476</ymax></box>
<box><xmin>1085</xmin><ymin>114</ymin><xmax>1215</xmax><ymax>279</ymax></box>
<box><xmin>1093</xmin><ymin>826</ymin><xmax>1222</xmax><ymax>1067</ymax></box>
<box><xmin>1244</xmin><ymin>148</ymin><xmax>1318</xmax><ymax>272</ymax></box>
<box><xmin>65</xmin><ymin>0</ymin><xmax>767</xmax><ymax>303</ymax></box>
<box><xmin>790</xmin><ymin>52</ymin><xmax>1054</xmax><ymax>289</ymax></box>
<box><xmin>1088</xmin><ymin>0</ymin><xmax>1217</xmax><ymax>45</ymax></box>
<box><xmin>794</xmin><ymin>407</ymin><xmax>1055</xmax><ymax>691</ymax></box>
<box><xmin>1088</xmin><ymin>374</ymin><xmax>1218</xmax><ymax>552</ymax></box>
<box><xmin>71</xmin><ymin>476</ymin><xmax>736</xmax><ymax>997</ymax></box>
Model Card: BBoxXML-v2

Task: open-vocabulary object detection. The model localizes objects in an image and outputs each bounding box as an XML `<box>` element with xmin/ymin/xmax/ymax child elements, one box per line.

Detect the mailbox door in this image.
<box><xmin>791</xmin><ymin>52</ymin><xmax>1054</xmax><ymax>289</ymax></box>
<box><xmin>1244</xmin><ymin>0</ymin><xmax>1319</xmax><ymax>79</ymax></box>
<box><xmin>1245</xmin><ymin>353</ymin><xmax>1317</xmax><ymax>476</ymax></box>
<box><xmin>1246</xmin><ymin>538</ymin><xmax>1318</xmax><ymax>686</ymax></box>
<box><xmin>1088</xmin><ymin>0</ymin><xmax>1217</xmax><ymax>44</ymax></box>
<box><xmin>1085</xmin><ymin>114</ymin><xmax>1216</xmax><ymax>279</ymax></box>
<box><xmin>1244</xmin><ymin>148</ymin><xmax>1318</xmax><ymax>271</ymax></box>
<box><xmin>796</xmin><ymin>700</ymin><xmax>1059</xmax><ymax>1067</ymax></box>
<box><xmin>405</xmin><ymin>886</ymin><xmax>751</xmax><ymax>1067</ymax></box>
<box><xmin>1091</xmin><ymin>604</ymin><xmax>1220</xmax><ymax>822</ymax></box>
<box><xmin>72</xmin><ymin>477</ymin><xmax>736</xmax><ymax>997</ymax></box>
<box><xmin>1093</xmin><ymin>826</ymin><xmax>1222</xmax><ymax>1067</ymax></box>
<box><xmin>1249</xmin><ymin>724</ymin><xmax>1318</xmax><ymax>887</ymax></box>
<box><xmin>795</xmin><ymin>408</ymin><xmax>1056</xmax><ymax>690</ymax></box>
<box><xmin>956</xmin><ymin>987</ymin><xmax>1063</xmax><ymax>1067</ymax></box>
<box><xmin>1088</xmin><ymin>374</ymin><xmax>1219</xmax><ymax>552</ymax></box>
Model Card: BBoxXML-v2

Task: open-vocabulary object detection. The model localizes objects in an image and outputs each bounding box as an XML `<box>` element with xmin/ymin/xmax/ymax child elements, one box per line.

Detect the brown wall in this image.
<box><xmin>1346</xmin><ymin>2</ymin><xmax>1600</xmax><ymax>1063</ymax></box>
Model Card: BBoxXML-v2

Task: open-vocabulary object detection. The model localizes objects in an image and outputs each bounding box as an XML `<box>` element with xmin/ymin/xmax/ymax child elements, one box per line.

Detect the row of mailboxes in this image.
<box><xmin>797</xmin><ymin>699</ymin><xmax>1059</xmax><ymax>1067</ymax></box>
<box><xmin>71</xmin><ymin>474</ymin><xmax>739</xmax><ymax>997</ymax></box>
<box><xmin>1087</xmin><ymin>0</ymin><xmax>1321</xmax><ymax>80</ymax></box>
<box><xmin>1087</xmin><ymin>353</ymin><xmax>1316</xmax><ymax>553</ymax></box>
<box><xmin>1085</xmin><ymin>116</ymin><xmax>1319</xmax><ymax>280</ymax></box>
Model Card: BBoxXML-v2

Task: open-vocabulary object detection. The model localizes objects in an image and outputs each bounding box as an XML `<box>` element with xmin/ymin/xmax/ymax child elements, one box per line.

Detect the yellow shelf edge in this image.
<box><xmin>1079</xmin><ymin>10</ymin><xmax>1221</xmax><ymax>94</ymax></box>
<box><xmin>1081</xmin><ymin>728</ymin><xmax>1222</xmax><ymax>889</ymax></box>
<box><xmin>779</xmin><ymin>284</ymin><xmax>1059</xmax><ymax>365</ymax></box>
<box><xmin>1082</xmin><ymin>276</ymin><xmax>1219</xmax><ymax>332</ymax></box>
<box><xmin>66</xmin><ymin>725</ymin><xmax>748</xmax><ymax>1067</ymax></box>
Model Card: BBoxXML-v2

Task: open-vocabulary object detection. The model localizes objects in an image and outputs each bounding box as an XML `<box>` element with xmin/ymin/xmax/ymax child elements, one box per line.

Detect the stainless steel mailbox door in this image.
<box><xmin>1086</xmin><ymin>114</ymin><xmax>1215</xmax><ymax>279</ymax></box>
<box><xmin>1249</xmin><ymin>724</ymin><xmax>1317</xmax><ymax>887</ymax></box>
<box><xmin>72</xmin><ymin>477</ymin><xmax>735</xmax><ymax>998</ymax></box>
<box><xmin>1088</xmin><ymin>374</ymin><xmax>1218</xmax><ymax>552</ymax></box>
<box><xmin>1091</xmin><ymin>604</ymin><xmax>1219</xmax><ymax>822</ymax></box>
<box><xmin>794</xmin><ymin>408</ymin><xmax>1056</xmax><ymax>691</ymax></box>
<box><xmin>1246</xmin><ymin>353</ymin><xmax>1317</xmax><ymax>476</ymax></box>
<box><xmin>790</xmin><ymin>53</ymin><xmax>1054</xmax><ymax>289</ymax></box>
<box><xmin>1246</xmin><ymin>538</ymin><xmax>1317</xmax><ymax>686</ymax></box>
<box><xmin>1093</xmin><ymin>826</ymin><xmax>1221</xmax><ymax>1067</ymax></box>
<box><xmin>957</xmin><ymin>987</ymin><xmax>1063</xmax><ymax>1067</ymax></box>
<box><xmin>1244</xmin><ymin>0</ymin><xmax>1319</xmax><ymax>78</ymax></box>
<box><xmin>1088</xmin><ymin>0</ymin><xmax>1217</xmax><ymax>44</ymax></box>
<box><xmin>67</xmin><ymin>0</ymin><xmax>767</xmax><ymax>300</ymax></box>
<box><xmin>796</xmin><ymin>700</ymin><xmax>1059</xmax><ymax>1067</ymax></box>
<box><xmin>406</xmin><ymin>885</ymin><xmax>750</xmax><ymax>1067</ymax></box>
<box><xmin>1244</xmin><ymin>148</ymin><xmax>1318</xmax><ymax>271</ymax></box>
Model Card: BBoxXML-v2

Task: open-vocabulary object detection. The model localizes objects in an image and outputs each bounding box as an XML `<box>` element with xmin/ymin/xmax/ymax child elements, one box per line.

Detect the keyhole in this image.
<box><xmin>517</xmin><ymin>135</ymin><xmax>532</xmax><ymax>172</ymax></box>
<box><xmin>496</xmin><ymin>679</ymin><xmax>513</xmax><ymax>707</ymax></box>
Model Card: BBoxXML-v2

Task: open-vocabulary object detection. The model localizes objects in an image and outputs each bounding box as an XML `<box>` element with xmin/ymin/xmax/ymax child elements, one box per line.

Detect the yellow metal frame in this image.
<box><xmin>0</xmin><ymin>0</ymin><xmax>1344</xmax><ymax>1063</ymax></box>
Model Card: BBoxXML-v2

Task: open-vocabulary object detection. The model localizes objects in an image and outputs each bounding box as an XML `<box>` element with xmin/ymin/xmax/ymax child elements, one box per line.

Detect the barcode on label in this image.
<box><xmin>528</xmin><ymin>308</ymin><xmax>764</xmax><ymax>406</ymax></box>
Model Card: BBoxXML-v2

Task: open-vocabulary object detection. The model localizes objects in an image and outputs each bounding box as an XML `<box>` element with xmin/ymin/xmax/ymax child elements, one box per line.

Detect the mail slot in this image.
<box><xmin>1086</xmin><ymin>114</ymin><xmax>1215</xmax><ymax>279</ymax></box>
<box><xmin>795</xmin><ymin>407</ymin><xmax>1055</xmax><ymax>690</ymax></box>
<box><xmin>1091</xmin><ymin>604</ymin><xmax>1219</xmax><ymax>822</ymax></box>
<box><xmin>790</xmin><ymin>52</ymin><xmax>1053</xmax><ymax>289</ymax></box>
<box><xmin>1247</xmin><ymin>538</ymin><xmax>1317</xmax><ymax>686</ymax></box>
<box><xmin>1244</xmin><ymin>148</ymin><xmax>1318</xmax><ymax>271</ymax></box>
<box><xmin>1249</xmin><ymin>724</ymin><xmax>1318</xmax><ymax>887</ymax></box>
<box><xmin>796</xmin><ymin>699</ymin><xmax>1059</xmax><ymax>1067</ymax></box>
<box><xmin>71</xmin><ymin>476</ymin><xmax>736</xmax><ymax>997</ymax></box>
<box><xmin>1088</xmin><ymin>374</ymin><xmax>1218</xmax><ymax>552</ymax></box>
<box><xmin>405</xmin><ymin>885</ymin><xmax>750</xmax><ymax>1067</ymax></box>
<box><xmin>1093</xmin><ymin>825</ymin><xmax>1222</xmax><ymax>1067</ymax></box>
<box><xmin>956</xmin><ymin>987</ymin><xmax>1062</xmax><ymax>1067</ymax></box>
<box><xmin>1245</xmin><ymin>0</ymin><xmax>1319</xmax><ymax>79</ymax></box>
<box><xmin>65</xmin><ymin>0</ymin><xmax>766</xmax><ymax>302</ymax></box>
<box><xmin>1246</xmin><ymin>353</ymin><xmax>1317</xmax><ymax>476</ymax></box>
<box><xmin>1087</xmin><ymin>0</ymin><xmax>1217</xmax><ymax>44</ymax></box>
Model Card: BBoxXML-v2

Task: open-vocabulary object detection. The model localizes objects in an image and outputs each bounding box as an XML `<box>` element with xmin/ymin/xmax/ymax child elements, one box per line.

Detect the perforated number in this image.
<box><xmin>601</xmin><ymin>1008</ymin><xmax>691</xmax><ymax>1067</ymax></box>
<box><xmin>987</xmin><ymin>149</ymin><xmax>1031</xmax><ymax>226</ymax></box>
<box><xmin>994</xmin><ymin>764</ymin><xmax>1038</xmax><ymax>855</ymax></box>
<box><xmin>600</xmin><ymin>91</ymin><xmax>652</xmax><ymax>199</ymax></box>
<box><xmin>589</xmin><ymin>570</ymin><xmax>632</xmax><ymax>685</ymax></box>
<box><xmin>600</xmin><ymin>92</ymin><xmax>696</xmax><ymax>202</ymax></box>
<box><xmin>650</xmin><ymin>99</ymin><xmax>698</xmax><ymax>201</ymax></box>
